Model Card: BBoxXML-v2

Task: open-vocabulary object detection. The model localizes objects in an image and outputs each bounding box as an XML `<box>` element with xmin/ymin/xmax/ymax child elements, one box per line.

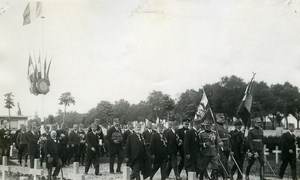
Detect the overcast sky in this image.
<box><xmin>0</xmin><ymin>0</ymin><xmax>300</xmax><ymax>118</ymax></box>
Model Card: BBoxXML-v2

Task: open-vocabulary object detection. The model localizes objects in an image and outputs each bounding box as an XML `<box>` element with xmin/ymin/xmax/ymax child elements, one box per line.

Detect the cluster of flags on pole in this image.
<box><xmin>27</xmin><ymin>53</ymin><xmax>51</xmax><ymax>95</ymax></box>
<box><xmin>23</xmin><ymin>1</ymin><xmax>43</xmax><ymax>25</ymax></box>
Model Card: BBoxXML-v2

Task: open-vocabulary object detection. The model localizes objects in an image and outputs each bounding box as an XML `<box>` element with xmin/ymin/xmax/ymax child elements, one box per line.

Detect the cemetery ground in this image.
<box><xmin>1</xmin><ymin>154</ymin><xmax>300</xmax><ymax>180</ymax></box>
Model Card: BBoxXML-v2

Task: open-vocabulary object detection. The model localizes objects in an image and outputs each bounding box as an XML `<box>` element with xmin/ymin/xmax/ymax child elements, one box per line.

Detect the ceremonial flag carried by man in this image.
<box><xmin>236</xmin><ymin>73</ymin><xmax>256</xmax><ymax>127</ymax></box>
<box><xmin>194</xmin><ymin>89</ymin><xmax>209</xmax><ymax>121</ymax></box>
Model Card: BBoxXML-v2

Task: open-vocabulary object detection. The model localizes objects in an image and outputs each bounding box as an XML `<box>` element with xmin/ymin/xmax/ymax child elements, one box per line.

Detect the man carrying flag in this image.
<box><xmin>236</xmin><ymin>73</ymin><xmax>256</xmax><ymax>128</ymax></box>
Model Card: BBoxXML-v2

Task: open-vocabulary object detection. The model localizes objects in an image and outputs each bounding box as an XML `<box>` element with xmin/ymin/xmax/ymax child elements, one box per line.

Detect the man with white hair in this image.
<box><xmin>45</xmin><ymin>130</ymin><xmax>62</xmax><ymax>179</ymax></box>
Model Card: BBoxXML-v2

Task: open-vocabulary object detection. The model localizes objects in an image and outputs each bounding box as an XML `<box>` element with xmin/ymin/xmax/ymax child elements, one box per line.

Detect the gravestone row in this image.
<box><xmin>0</xmin><ymin>156</ymin><xmax>85</xmax><ymax>180</ymax></box>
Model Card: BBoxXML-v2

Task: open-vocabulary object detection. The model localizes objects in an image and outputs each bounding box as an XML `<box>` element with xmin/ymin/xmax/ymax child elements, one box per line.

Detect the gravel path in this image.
<box><xmin>2</xmin><ymin>162</ymin><xmax>288</xmax><ymax>180</ymax></box>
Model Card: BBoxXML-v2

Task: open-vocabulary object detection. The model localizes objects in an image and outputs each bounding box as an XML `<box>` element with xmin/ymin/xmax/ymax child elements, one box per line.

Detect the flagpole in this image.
<box><xmin>40</xmin><ymin>2</ymin><xmax>46</xmax><ymax>134</ymax></box>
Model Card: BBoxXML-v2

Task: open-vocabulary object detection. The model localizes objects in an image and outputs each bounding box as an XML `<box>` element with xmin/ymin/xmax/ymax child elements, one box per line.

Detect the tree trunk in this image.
<box><xmin>8</xmin><ymin>109</ymin><xmax>11</xmax><ymax>130</ymax></box>
<box><xmin>272</xmin><ymin>115</ymin><xmax>275</xmax><ymax>130</ymax></box>
<box><xmin>63</xmin><ymin>105</ymin><xmax>66</xmax><ymax>125</ymax></box>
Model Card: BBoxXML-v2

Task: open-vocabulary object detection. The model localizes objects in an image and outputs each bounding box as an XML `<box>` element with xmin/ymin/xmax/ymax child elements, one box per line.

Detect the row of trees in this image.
<box><xmin>47</xmin><ymin>75</ymin><xmax>300</xmax><ymax>129</ymax></box>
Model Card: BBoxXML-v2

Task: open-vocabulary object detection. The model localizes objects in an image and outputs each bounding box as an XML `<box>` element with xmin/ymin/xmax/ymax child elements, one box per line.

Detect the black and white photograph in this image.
<box><xmin>1</xmin><ymin>0</ymin><xmax>300</xmax><ymax>179</ymax></box>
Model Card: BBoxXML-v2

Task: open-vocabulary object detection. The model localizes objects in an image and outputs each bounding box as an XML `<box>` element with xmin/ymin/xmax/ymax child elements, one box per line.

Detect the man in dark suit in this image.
<box><xmin>88</xmin><ymin>119</ymin><xmax>105</xmax><ymax>157</ymax></box>
<box><xmin>123</xmin><ymin>121</ymin><xmax>134</xmax><ymax>147</ymax></box>
<box><xmin>125</xmin><ymin>122</ymin><xmax>147</xmax><ymax>180</ymax></box>
<box><xmin>184</xmin><ymin>119</ymin><xmax>202</xmax><ymax>177</ymax></box>
<box><xmin>16</xmin><ymin>124</ymin><xmax>28</xmax><ymax>166</ymax></box>
<box><xmin>107</xmin><ymin>118</ymin><xmax>124</xmax><ymax>173</ymax></box>
<box><xmin>40</xmin><ymin>125</ymin><xmax>51</xmax><ymax>167</ymax></box>
<box><xmin>27</xmin><ymin>124</ymin><xmax>40</xmax><ymax>168</ymax></box>
<box><xmin>68</xmin><ymin>124</ymin><xmax>80</xmax><ymax>164</ymax></box>
<box><xmin>164</xmin><ymin>121</ymin><xmax>181</xmax><ymax>180</ymax></box>
<box><xmin>177</xmin><ymin>118</ymin><xmax>190</xmax><ymax>176</ymax></box>
<box><xmin>150</xmin><ymin>123</ymin><xmax>168</xmax><ymax>180</ymax></box>
<box><xmin>78</xmin><ymin>124</ymin><xmax>87</xmax><ymax>166</ymax></box>
<box><xmin>230</xmin><ymin>119</ymin><xmax>245</xmax><ymax>180</ymax></box>
<box><xmin>0</xmin><ymin>120</ymin><xmax>11</xmax><ymax>159</ymax></box>
<box><xmin>143</xmin><ymin>121</ymin><xmax>155</xmax><ymax>173</ymax></box>
<box><xmin>85</xmin><ymin>123</ymin><xmax>101</xmax><ymax>176</ymax></box>
<box><xmin>45</xmin><ymin>130</ymin><xmax>62</xmax><ymax>180</ymax></box>
<box><xmin>279</xmin><ymin>123</ymin><xmax>297</xmax><ymax>180</ymax></box>
<box><xmin>56</xmin><ymin>124</ymin><xmax>68</xmax><ymax>166</ymax></box>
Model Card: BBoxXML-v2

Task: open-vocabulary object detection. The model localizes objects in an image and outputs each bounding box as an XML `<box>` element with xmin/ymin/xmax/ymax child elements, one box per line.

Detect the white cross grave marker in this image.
<box><xmin>29</xmin><ymin>159</ymin><xmax>44</xmax><ymax>180</ymax></box>
<box><xmin>0</xmin><ymin>156</ymin><xmax>10</xmax><ymax>180</ymax></box>
<box><xmin>272</xmin><ymin>146</ymin><xmax>281</xmax><ymax>164</ymax></box>
<box><xmin>68</xmin><ymin>162</ymin><xmax>85</xmax><ymax>180</ymax></box>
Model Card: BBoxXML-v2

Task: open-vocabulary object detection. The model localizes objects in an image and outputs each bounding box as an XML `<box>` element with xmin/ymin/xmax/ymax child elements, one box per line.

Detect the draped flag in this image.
<box><xmin>27</xmin><ymin>53</ymin><xmax>52</xmax><ymax>95</ymax></box>
<box><xmin>194</xmin><ymin>89</ymin><xmax>209</xmax><ymax>121</ymax></box>
<box><xmin>27</xmin><ymin>55</ymin><xmax>35</xmax><ymax>93</ymax></box>
<box><xmin>23</xmin><ymin>1</ymin><xmax>43</xmax><ymax>25</ymax></box>
<box><xmin>236</xmin><ymin>73</ymin><xmax>256</xmax><ymax>127</ymax></box>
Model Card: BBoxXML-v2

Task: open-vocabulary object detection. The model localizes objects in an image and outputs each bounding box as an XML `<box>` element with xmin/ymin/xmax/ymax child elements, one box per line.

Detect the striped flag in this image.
<box><xmin>23</xmin><ymin>3</ymin><xmax>30</xmax><ymax>25</ymax></box>
<box><xmin>194</xmin><ymin>89</ymin><xmax>209</xmax><ymax>121</ymax></box>
<box><xmin>38</xmin><ymin>54</ymin><xmax>42</xmax><ymax>79</ymax></box>
<box><xmin>23</xmin><ymin>1</ymin><xmax>43</xmax><ymax>26</ymax></box>
<box><xmin>27</xmin><ymin>55</ymin><xmax>35</xmax><ymax>93</ymax></box>
<box><xmin>236</xmin><ymin>73</ymin><xmax>256</xmax><ymax>127</ymax></box>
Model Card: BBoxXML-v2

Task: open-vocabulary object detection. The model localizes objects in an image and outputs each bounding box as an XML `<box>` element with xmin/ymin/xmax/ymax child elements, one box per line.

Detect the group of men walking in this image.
<box><xmin>124</xmin><ymin>114</ymin><xmax>298</xmax><ymax>180</ymax></box>
<box><xmin>0</xmin><ymin>114</ymin><xmax>298</xmax><ymax>180</ymax></box>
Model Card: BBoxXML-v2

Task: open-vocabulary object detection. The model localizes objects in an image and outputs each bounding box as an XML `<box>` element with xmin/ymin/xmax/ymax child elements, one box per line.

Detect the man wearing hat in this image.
<box><xmin>150</xmin><ymin>123</ymin><xmax>168</xmax><ymax>180</ymax></box>
<box><xmin>184</xmin><ymin>119</ymin><xmax>201</xmax><ymax>177</ymax></box>
<box><xmin>107</xmin><ymin>118</ymin><xmax>124</xmax><ymax>174</ymax></box>
<box><xmin>278</xmin><ymin>123</ymin><xmax>297</xmax><ymax>180</ymax></box>
<box><xmin>199</xmin><ymin>119</ymin><xmax>220</xmax><ymax>180</ymax></box>
<box><xmin>230</xmin><ymin>119</ymin><xmax>245</xmax><ymax>180</ymax></box>
<box><xmin>214</xmin><ymin>113</ymin><xmax>231</xmax><ymax>179</ymax></box>
<box><xmin>177</xmin><ymin>118</ymin><xmax>190</xmax><ymax>176</ymax></box>
<box><xmin>245</xmin><ymin>118</ymin><xmax>265</xmax><ymax>180</ymax></box>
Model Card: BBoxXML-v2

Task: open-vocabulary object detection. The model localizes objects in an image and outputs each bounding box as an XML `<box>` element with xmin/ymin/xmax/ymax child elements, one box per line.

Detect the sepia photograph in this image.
<box><xmin>0</xmin><ymin>0</ymin><xmax>300</xmax><ymax>179</ymax></box>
